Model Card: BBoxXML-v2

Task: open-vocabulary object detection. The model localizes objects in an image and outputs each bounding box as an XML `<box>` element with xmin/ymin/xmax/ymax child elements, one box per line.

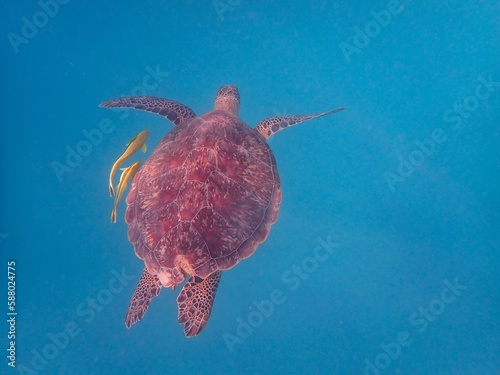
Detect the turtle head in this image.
<box><xmin>214</xmin><ymin>85</ymin><xmax>240</xmax><ymax>116</ymax></box>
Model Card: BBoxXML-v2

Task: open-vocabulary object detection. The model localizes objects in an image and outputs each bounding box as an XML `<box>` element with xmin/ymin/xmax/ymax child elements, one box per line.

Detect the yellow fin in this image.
<box><xmin>141</xmin><ymin>143</ymin><xmax>147</xmax><ymax>153</ymax></box>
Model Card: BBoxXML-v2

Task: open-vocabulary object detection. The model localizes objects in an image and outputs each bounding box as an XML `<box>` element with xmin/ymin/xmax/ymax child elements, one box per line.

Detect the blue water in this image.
<box><xmin>1</xmin><ymin>1</ymin><xmax>499</xmax><ymax>374</ymax></box>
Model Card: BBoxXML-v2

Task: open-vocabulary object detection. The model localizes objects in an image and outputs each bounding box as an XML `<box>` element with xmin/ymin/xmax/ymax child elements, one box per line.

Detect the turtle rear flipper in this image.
<box><xmin>177</xmin><ymin>271</ymin><xmax>222</xmax><ymax>337</ymax></box>
<box><xmin>125</xmin><ymin>268</ymin><xmax>162</xmax><ymax>328</ymax></box>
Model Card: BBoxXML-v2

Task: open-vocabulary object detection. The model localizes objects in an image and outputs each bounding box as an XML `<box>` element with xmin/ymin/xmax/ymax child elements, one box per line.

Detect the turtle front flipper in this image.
<box><xmin>255</xmin><ymin>107</ymin><xmax>346</xmax><ymax>139</ymax></box>
<box><xmin>177</xmin><ymin>271</ymin><xmax>222</xmax><ymax>337</ymax></box>
<box><xmin>125</xmin><ymin>268</ymin><xmax>162</xmax><ymax>328</ymax></box>
<box><xmin>100</xmin><ymin>96</ymin><xmax>196</xmax><ymax>126</ymax></box>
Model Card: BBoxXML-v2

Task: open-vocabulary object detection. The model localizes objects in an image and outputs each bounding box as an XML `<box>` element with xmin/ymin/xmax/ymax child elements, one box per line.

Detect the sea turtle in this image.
<box><xmin>100</xmin><ymin>86</ymin><xmax>344</xmax><ymax>337</ymax></box>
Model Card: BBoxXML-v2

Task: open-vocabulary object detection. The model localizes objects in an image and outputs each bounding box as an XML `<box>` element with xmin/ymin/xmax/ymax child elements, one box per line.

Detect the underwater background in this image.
<box><xmin>1</xmin><ymin>1</ymin><xmax>499</xmax><ymax>374</ymax></box>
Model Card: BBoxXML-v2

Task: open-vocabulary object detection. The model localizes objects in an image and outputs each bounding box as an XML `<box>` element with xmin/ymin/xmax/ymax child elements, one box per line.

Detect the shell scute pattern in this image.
<box><xmin>177</xmin><ymin>180</ymin><xmax>208</xmax><ymax>221</ymax></box>
<box><xmin>125</xmin><ymin>111</ymin><xmax>280</xmax><ymax>285</ymax></box>
<box><xmin>184</xmin><ymin>148</ymin><xmax>217</xmax><ymax>182</ymax></box>
<box><xmin>206</xmin><ymin>171</ymin><xmax>265</xmax><ymax>239</ymax></box>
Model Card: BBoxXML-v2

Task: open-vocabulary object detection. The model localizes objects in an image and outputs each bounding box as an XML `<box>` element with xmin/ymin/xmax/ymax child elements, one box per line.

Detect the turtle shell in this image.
<box><xmin>125</xmin><ymin>110</ymin><xmax>282</xmax><ymax>288</ymax></box>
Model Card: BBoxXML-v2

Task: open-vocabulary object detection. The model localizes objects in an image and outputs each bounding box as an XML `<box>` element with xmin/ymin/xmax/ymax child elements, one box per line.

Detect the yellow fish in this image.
<box><xmin>110</xmin><ymin>161</ymin><xmax>141</xmax><ymax>223</ymax></box>
<box><xmin>109</xmin><ymin>129</ymin><xmax>149</xmax><ymax>196</ymax></box>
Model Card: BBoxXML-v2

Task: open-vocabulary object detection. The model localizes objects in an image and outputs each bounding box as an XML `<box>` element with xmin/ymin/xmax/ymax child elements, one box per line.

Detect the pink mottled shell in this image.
<box><xmin>125</xmin><ymin>110</ymin><xmax>281</xmax><ymax>287</ymax></box>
